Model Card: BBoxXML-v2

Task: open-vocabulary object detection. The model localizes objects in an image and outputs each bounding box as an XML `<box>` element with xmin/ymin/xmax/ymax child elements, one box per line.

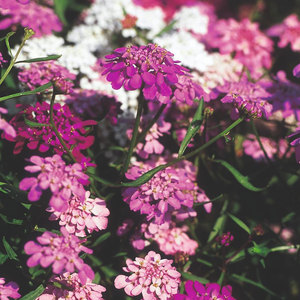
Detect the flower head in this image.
<box><xmin>0</xmin><ymin>278</ymin><xmax>21</xmax><ymax>299</ymax></box>
<box><xmin>102</xmin><ymin>44</ymin><xmax>204</xmax><ymax>104</ymax></box>
<box><xmin>19</xmin><ymin>155</ymin><xmax>89</xmax><ymax>212</ymax></box>
<box><xmin>0</xmin><ymin>107</ymin><xmax>16</xmax><ymax>139</ymax></box>
<box><xmin>24</xmin><ymin>228</ymin><xmax>94</xmax><ymax>284</ymax></box>
<box><xmin>48</xmin><ymin>191</ymin><xmax>110</xmax><ymax>237</ymax></box>
<box><xmin>36</xmin><ymin>272</ymin><xmax>106</xmax><ymax>300</ymax></box>
<box><xmin>114</xmin><ymin>250</ymin><xmax>181</xmax><ymax>299</ymax></box>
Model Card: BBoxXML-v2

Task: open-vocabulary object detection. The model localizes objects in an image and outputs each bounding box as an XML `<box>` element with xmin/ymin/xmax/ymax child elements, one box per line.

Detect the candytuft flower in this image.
<box><xmin>0</xmin><ymin>278</ymin><xmax>21</xmax><ymax>299</ymax></box>
<box><xmin>24</xmin><ymin>227</ymin><xmax>94</xmax><ymax>284</ymax></box>
<box><xmin>102</xmin><ymin>44</ymin><xmax>204</xmax><ymax>104</ymax></box>
<box><xmin>114</xmin><ymin>250</ymin><xmax>181</xmax><ymax>299</ymax></box>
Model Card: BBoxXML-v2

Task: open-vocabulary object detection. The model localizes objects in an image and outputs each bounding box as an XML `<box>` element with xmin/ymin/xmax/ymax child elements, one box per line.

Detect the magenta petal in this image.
<box><xmin>126</xmin><ymin>66</ymin><xmax>136</xmax><ymax>77</ymax></box>
<box><xmin>293</xmin><ymin>63</ymin><xmax>300</xmax><ymax>78</ymax></box>
<box><xmin>27</xmin><ymin>252</ymin><xmax>42</xmax><ymax>267</ymax></box>
<box><xmin>40</xmin><ymin>255</ymin><xmax>54</xmax><ymax>268</ymax></box>
<box><xmin>166</xmin><ymin>73</ymin><xmax>178</xmax><ymax>84</ymax></box>
<box><xmin>158</xmin><ymin>82</ymin><xmax>172</xmax><ymax>96</ymax></box>
<box><xmin>112</xmin><ymin>76</ymin><xmax>125</xmax><ymax>90</ymax></box>
<box><xmin>156</xmin><ymin>72</ymin><xmax>165</xmax><ymax>85</ymax></box>
<box><xmin>28</xmin><ymin>184</ymin><xmax>42</xmax><ymax>202</ymax></box>
<box><xmin>107</xmin><ymin>70</ymin><xmax>121</xmax><ymax>82</ymax></box>
<box><xmin>129</xmin><ymin>74</ymin><xmax>142</xmax><ymax>89</ymax></box>
<box><xmin>142</xmin><ymin>72</ymin><xmax>156</xmax><ymax>85</ymax></box>
<box><xmin>24</xmin><ymin>241</ymin><xmax>42</xmax><ymax>255</ymax></box>
<box><xmin>143</xmin><ymin>85</ymin><xmax>157</xmax><ymax>100</ymax></box>
<box><xmin>19</xmin><ymin>177</ymin><xmax>37</xmax><ymax>191</ymax></box>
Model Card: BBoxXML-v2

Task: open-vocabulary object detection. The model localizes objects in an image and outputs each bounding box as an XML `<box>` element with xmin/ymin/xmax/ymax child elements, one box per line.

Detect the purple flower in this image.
<box><xmin>173</xmin><ymin>280</ymin><xmax>236</xmax><ymax>300</ymax></box>
<box><xmin>0</xmin><ymin>107</ymin><xmax>16</xmax><ymax>138</ymax></box>
<box><xmin>217</xmin><ymin>78</ymin><xmax>273</xmax><ymax>120</ymax></box>
<box><xmin>24</xmin><ymin>227</ymin><xmax>94</xmax><ymax>284</ymax></box>
<box><xmin>293</xmin><ymin>64</ymin><xmax>300</xmax><ymax>78</ymax></box>
<box><xmin>102</xmin><ymin>44</ymin><xmax>204</xmax><ymax>104</ymax></box>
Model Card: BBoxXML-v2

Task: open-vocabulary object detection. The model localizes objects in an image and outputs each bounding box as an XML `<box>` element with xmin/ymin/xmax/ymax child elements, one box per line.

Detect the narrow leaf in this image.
<box><xmin>54</xmin><ymin>0</ymin><xmax>69</xmax><ymax>25</ymax></box>
<box><xmin>213</xmin><ymin>159</ymin><xmax>266</xmax><ymax>191</ymax></box>
<box><xmin>178</xmin><ymin>98</ymin><xmax>204</xmax><ymax>157</ymax></box>
<box><xmin>154</xmin><ymin>20</ymin><xmax>177</xmax><ymax>38</ymax></box>
<box><xmin>15</xmin><ymin>54</ymin><xmax>61</xmax><ymax>64</ymax></box>
<box><xmin>24</xmin><ymin>118</ymin><xmax>50</xmax><ymax>128</ymax></box>
<box><xmin>2</xmin><ymin>237</ymin><xmax>18</xmax><ymax>261</ymax></box>
<box><xmin>0</xmin><ymin>82</ymin><xmax>52</xmax><ymax>102</ymax></box>
<box><xmin>207</xmin><ymin>214</ymin><xmax>227</xmax><ymax>242</ymax></box>
<box><xmin>196</xmin><ymin>258</ymin><xmax>213</xmax><ymax>267</ymax></box>
<box><xmin>227</xmin><ymin>213</ymin><xmax>251</xmax><ymax>234</ymax></box>
<box><xmin>181</xmin><ymin>272</ymin><xmax>209</xmax><ymax>284</ymax></box>
<box><xmin>20</xmin><ymin>284</ymin><xmax>45</xmax><ymax>300</ymax></box>
<box><xmin>231</xmin><ymin>274</ymin><xmax>279</xmax><ymax>298</ymax></box>
<box><xmin>91</xmin><ymin>232</ymin><xmax>111</xmax><ymax>247</ymax></box>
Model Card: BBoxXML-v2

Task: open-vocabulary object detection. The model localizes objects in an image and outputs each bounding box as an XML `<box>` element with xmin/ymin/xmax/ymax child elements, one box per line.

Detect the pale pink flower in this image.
<box><xmin>114</xmin><ymin>250</ymin><xmax>181</xmax><ymax>299</ymax></box>
<box><xmin>0</xmin><ymin>107</ymin><xmax>16</xmax><ymax>138</ymax></box>
<box><xmin>36</xmin><ymin>272</ymin><xmax>106</xmax><ymax>300</ymax></box>
<box><xmin>206</xmin><ymin>18</ymin><xmax>273</xmax><ymax>78</ymax></box>
<box><xmin>0</xmin><ymin>278</ymin><xmax>21</xmax><ymax>299</ymax></box>
<box><xmin>48</xmin><ymin>191</ymin><xmax>110</xmax><ymax>237</ymax></box>
<box><xmin>24</xmin><ymin>227</ymin><xmax>94</xmax><ymax>284</ymax></box>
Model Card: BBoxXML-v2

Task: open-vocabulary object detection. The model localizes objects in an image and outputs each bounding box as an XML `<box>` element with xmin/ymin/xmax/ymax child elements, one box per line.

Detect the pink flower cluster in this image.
<box><xmin>19</xmin><ymin>155</ymin><xmax>89</xmax><ymax>212</ymax></box>
<box><xmin>4</xmin><ymin>102</ymin><xmax>97</xmax><ymax>158</ymax></box>
<box><xmin>102</xmin><ymin>44</ymin><xmax>204</xmax><ymax>104</ymax></box>
<box><xmin>173</xmin><ymin>280</ymin><xmax>236</xmax><ymax>300</ymax></box>
<box><xmin>206</xmin><ymin>18</ymin><xmax>273</xmax><ymax>77</ymax></box>
<box><xmin>267</xmin><ymin>14</ymin><xmax>300</xmax><ymax>52</ymax></box>
<box><xmin>123</xmin><ymin>156</ymin><xmax>211</xmax><ymax>224</ymax></box>
<box><xmin>0</xmin><ymin>0</ymin><xmax>62</xmax><ymax>37</ymax></box>
<box><xmin>127</xmin><ymin>116</ymin><xmax>171</xmax><ymax>159</ymax></box>
<box><xmin>131</xmin><ymin>222</ymin><xmax>198</xmax><ymax>256</ymax></box>
<box><xmin>0</xmin><ymin>278</ymin><xmax>20</xmax><ymax>299</ymax></box>
<box><xmin>0</xmin><ymin>107</ymin><xmax>16</xmax><ymax>139</ymax></box>
<box><xmin>48</xmin><ymin>191</ymin><xmax>110</xmax><ymax>237</ymax></box>
<box><xmin>243</xmin><ymin>134</ymin><xmax>292</xmax><ymax>162</ymax></box>
<box><xmin>18</xmin><ymin>62</ymin><xmax>76</xmax><ymax>93</ymax></box>
<box><xmin>65</xmin><ymin>89</ymin><xmax>122</xmax><ymax>124</ymax></box>
<box><xmin>24</xmin><ymin>227</ymin><xmax>94</xmax><ymax>284</ymax></box>
<box><xmin>36</xmin><ymin>272</ymin><xmax>106</xmax><ymax>300</ymax></box>
<box><xmin>218</xmin><ymin>78</ymin><xmax>273</xmax><ymax>120</ymax></box>
<box><xmin>114</xmin><ymin>250</ymin><xmax>181</xmax><ymax>300</ymax></box>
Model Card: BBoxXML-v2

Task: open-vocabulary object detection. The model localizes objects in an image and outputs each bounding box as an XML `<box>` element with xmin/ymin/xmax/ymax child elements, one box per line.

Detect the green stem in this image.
<box><xmin>0</xmin><ymin>28</ymin><xmax>34</xmax><ymax>86</ymax></box>
<box><xmin>121</xmin><ymin>95</ymin><xmax>144</xmax><ymax>176</ymax></box>
<box><xmin>135</xmin><ymin>103</ymin><xmax>167</xmax><ymax>147</ymax></box>
<box><xmin>49</xmin><ymin>91</ymin><xmax>77</xmax><ymax>163</ymax></box>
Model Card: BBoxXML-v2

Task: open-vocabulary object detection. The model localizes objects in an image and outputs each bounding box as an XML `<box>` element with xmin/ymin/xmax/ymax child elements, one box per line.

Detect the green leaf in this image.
<box><xmin>181</xmin><ymin>272</ymin><xmax>209</xmax><ymax>284</ymax></box>
<box><xmin>0</xmin><ymin>252</ymin><xmax>8</xmax><ymax>264</ymax></box>
<box><xmin>54</xmin><ymin>0</ymin><xmax>69</xmax><ymax>25</ymax></box>
<box><xmin>154</xmin><ymin>20</ymin><xmax>177</xmax><ymax>37</ymax></box>
<box><xmin>91</xmin><ymin>232</ymin><xmax>111</xmax><ymax>247</ymax></box>
<box><xmin>24</xmin><ymin>118</ymin><xmax>50</xmax><ymax>128</ymax></box>
<box><xmin>196</xmin><ymin>258</ymin><xmax>213</xmax><ymax>267</ymax></box>
<box><xmin>231</xmin><ymin>273</ymin><xmax>279</xmax><ymax>298</ymax></box>
<box><xmin>281</xmin><ymin>212</ymin><xmax>296</xmax><ymax>224</ymax></box>
<box><xmin>178</xmin><ymin>98</ymin><xmax>204</xmax><ymax>157</ymax></box>
<box><xmin>2</xmin><ymin>237</ymin><xmax>18</xmax><ymax>261</ymax></box>
<box><xmin>207</xmin><ymin>214</ymin><xmax>227</xmax><ymax>242</ymax></box>
<box><xmin>15</xmin><ymin>54</ymin><xmax>62</xmax><ymax>64</ymax></box>
<box><xmin>0</xmin><ymin>213</ymin><xmax>23</xmax><ymax>225</ymax></box>
<box><xmin>213</xmin><ymin>159</ymin><xmax>266</xmax><ymax>191</ymax></box>
<box><xmin>227</xmin><ymin>213</ymin><xmax>251</xmax><ymax>234</ymax></box>
<box><xmin>114</xmin><ymin>252</ymin><xmax>128</xmax><ymax>258</ymax></box>
<box><xmin>20</xmin><ymin>284</ymin><xmax>45</xmax><ymax>300</ymax></box>
<box><xmin>100</xmin><ymin>265</ymin><xmax>118</xmax><ymax>278</ymax></box>
<box><xmin>0</xmin><ymin>82</ymin><xmax>52</xmax><ymax>103</ymax></box>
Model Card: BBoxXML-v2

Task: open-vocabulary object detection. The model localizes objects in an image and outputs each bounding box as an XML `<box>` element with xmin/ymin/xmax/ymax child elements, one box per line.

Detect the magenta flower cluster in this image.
<box><xmin>123</xmin><ymin>156</ymin><xmax>211</xmax><ymax>224</ymax></box>
<box><xmin>24</xmin><ymin>227</ymin><xmax>94</xmax><ymax>284</ymax></box>
<box><xmin>36</xmin><ymin>272</ymin><xmax>106</xmax><ymax>300</ymax></box>
<box><xmin>48</xmin><ymin>191</ymin><xmax>110</xmax><ymax>237</ymax></box>
<box><xmin>173</xmin><ymin>280</ymin><xmax>236</xmax><ymax>300</ymax></box>
<box><xmin>0</xmin><ymin>278</ymin><xmax>20</xmax><ymax>300</ymax></box>
<box><xmin>0</xmin><ymin>0</ymin><xmax>62</xmax><ymax>37</ymax></box>
<box><xmin>18</xmin><ymin>61</ymin><xmax>76</xmax><ymax>93</ymax></box>
<box><xmin>216</xmin><ymin>232</ymin><xmax>234</xmax><ymax>247</ymax></box>
<box><xmin>19</xmin><ymin>155</ymin><xmax>89</xmax><ymax>212</ymax></box>
<box><xmin>218</xmin><ymin>78</ymin><xmax>273</xmax><ymax>120</ymax></box>
<box><xmin>114</xmin><ymin>250</ymin><xmax>181</xmax><ymax>299</ymax></box>
<box><xmin>102</xmin><ymin>44</ymin><xmax>204</xmax><ymax>104</ymax></box>
<box><xmin>3</xmin><ymin>102</ymin><xmax>97</xmax><ymax>158</ymax></box>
